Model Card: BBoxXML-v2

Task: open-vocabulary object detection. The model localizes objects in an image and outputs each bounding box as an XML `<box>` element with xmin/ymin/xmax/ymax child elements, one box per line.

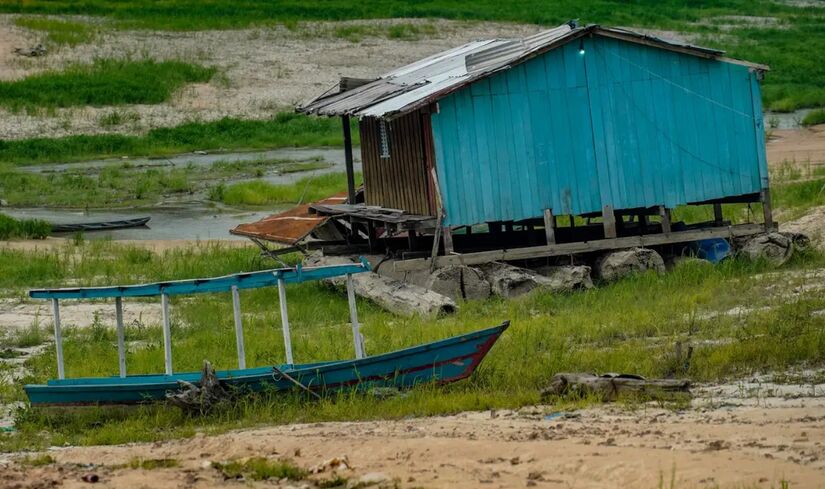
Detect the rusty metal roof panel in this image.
<box><xmin>230</xmin><ymin>194</ymin><xmax>347</xmax><ymax>245</ymax></box>
<box><xmin>297</xmin><ymin>23</ymin><xmax>766</xmax><ymax>120</ymax></box>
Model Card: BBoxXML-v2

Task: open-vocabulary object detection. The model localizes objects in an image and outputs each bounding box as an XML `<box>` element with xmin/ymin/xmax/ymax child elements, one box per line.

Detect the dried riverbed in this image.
<box><xmin>2</xmin><ymin>373</ymin><xmax>824</xmax><ymax>488</ymax></box>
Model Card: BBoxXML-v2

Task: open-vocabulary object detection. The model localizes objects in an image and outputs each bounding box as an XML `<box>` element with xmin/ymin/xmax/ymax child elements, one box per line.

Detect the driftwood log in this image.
<box><xmin>167</xmin><ymin>360</ymin><xmax>228</xmax><ymax>412</ymax></box>
<box><xmin>541</xmin><ymin>372</ymin><xmax>690</xmax><ymax>402</ymax></box>
<box><xmin>307</xmin><ymin>255</ymin><xmax>457</xmax><ymax>317</ymax></box>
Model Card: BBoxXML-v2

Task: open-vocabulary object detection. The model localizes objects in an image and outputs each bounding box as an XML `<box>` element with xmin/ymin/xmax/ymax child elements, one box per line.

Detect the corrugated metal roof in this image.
<box><xmin>297</xmin><ymin>23</ymin><xmax>760</xmax><ymax>120</ymax></box>
<box><xmin>230</xmin><ymin>194</ymin><xmax>347</xmax><ymax>245</ymax></box>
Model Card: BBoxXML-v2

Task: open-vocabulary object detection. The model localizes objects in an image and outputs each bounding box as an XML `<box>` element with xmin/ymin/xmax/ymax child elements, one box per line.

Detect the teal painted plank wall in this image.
<box><xmin>431</xmin><ymin>36</ymin><xmax>767</xmax><ymax>227</ymax></box>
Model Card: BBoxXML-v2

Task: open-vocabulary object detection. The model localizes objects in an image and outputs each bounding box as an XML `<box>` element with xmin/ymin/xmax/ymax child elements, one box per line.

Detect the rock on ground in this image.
<box><xmin>594</xmin><ymin>248</ymin><xmax>665</xmax><ymax>282</ymax></box>
<box><xmin>426</xmin><ymin>265</ymin><xmax>491</xmax><ymax>301</ymax></box>
<box><xmin>738</xmin><ymin>232</ymin><xmax>793</xmax><ymax>266</ymax></box>
<box><xmin>781</xmin><ymin>205</ymin><xmax>825</xmax><ymax>252</ymax></box>
<box><xmin>479</xmin><ymin>262</ymin><xmax>593</xmax><ymax>298</ymax></box>
<box><xmin>532</xmin><ymin>265</ymin><xmax>594</xmax><ymax>290</ymax></box>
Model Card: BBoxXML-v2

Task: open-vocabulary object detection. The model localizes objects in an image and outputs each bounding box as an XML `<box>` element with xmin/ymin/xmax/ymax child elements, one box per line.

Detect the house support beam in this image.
<box><xmin>602</xmin><ymin>205</ymin><xmax>617</xmax><ymax>239</ymax></box>
<box><xmin>342</xmin><ymin>115</ymin><xmax>356</xmax><ymax>205</ymax></box>
<box><xmin>761</xmin><ymin>188</ymin><xmax>774</xmax><ymax>231</ymax></box>
<box><xmin>713</xmin><ymin>203</ymin><xmax>724</xmax><ymax>225</ymax></box>
<box><xmin>393</xmin><ymin>223</ymin><xmax>765</xmax><ymax>272</ymax></box>
<box><xmin>658</xmin><ymin>206</ymin><xmax>671</xmax><ymax>234</ymax></box>
<box><xmin>543</xmin><ymin>209</ymin><xmax>556</xmax><ymax>245</ymax></box>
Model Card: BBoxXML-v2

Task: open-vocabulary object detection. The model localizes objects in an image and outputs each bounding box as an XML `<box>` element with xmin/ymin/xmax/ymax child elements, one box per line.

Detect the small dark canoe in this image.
<box><xmin>24</xmin><ymin>321</ymin><xmax>509</xmax><ymax>406</ymax></box>
<box><xmin>51</xmin><ymin>216</ymin><xmax>151</xmax><ymax>233</ymax></box>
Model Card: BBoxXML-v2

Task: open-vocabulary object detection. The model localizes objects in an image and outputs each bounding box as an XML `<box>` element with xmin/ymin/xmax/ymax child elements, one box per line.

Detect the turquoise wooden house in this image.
<box><xmin>281</xmin><ymin>22</ymin><xmax>772</xmax><ymax>266</ymax></box>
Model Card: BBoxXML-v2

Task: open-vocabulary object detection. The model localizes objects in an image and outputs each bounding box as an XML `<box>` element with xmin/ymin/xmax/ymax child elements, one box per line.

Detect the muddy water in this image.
<box><xmin>764</xmin><ymin>109</ymin><xmax>812</xmax><ymax>129</ymax></box>
<box><xmin>9</xmin><ymin>147</ymin><xmax>363</xmax><ymax>240</ymax></box>
<box><xmin>4</xmin><ymin>205</ymin><xmax>280</xmax><ymax>240</ymax></box>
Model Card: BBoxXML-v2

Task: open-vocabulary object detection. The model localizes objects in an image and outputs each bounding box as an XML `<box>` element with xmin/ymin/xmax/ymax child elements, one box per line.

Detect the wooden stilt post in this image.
<box><xmin>346</xmin><ymin>273</ymin><xmax>365</xmax><ymax>359</ymax></box>
<box><xmin>342</xmin><ymin>115</ymin><xmax>356</xmax><ymax>205</ymax></box>
<box><xmin>761</xmin><ymin>188</ymin><xmax>774</xmax><ymax>231</ymax></box>
<box><xmin>543</xmin><ymin>208</ymin><xmax>556</xmax><ymax>245</ymax></box>
<box><xmin>277</xmin><ymin>275</ymin><xmax>294</xmax><ymax>365</ymax></box>
<box><xmin>442</xmin><ymin>227</ymin><xmax>454</xmax><ymax>254</ymax></box>
<box><xmin>115</xmin><ymin>297</ymin><xmax>126</xmax><ymax>378</ymax></box>
<box><xmin>231</xmin><ymin>285</ymin><xmax>246</xmax><ymax>369</ymax></box>
<box><xmin>659</xmin><ymin>206</ymin><xmax>671</xmax><ymax>234</ymax></box>
<box><xmin>602</xmin><ymin>205</ymin><xmax>617</xmax><ymax>239</ymax></box>
<box><xmin>161</xmin><ymin>292</ymin><xmax>173</xmax><ymax>375</ymax></box>
<box><xmin>51</xmin><ymin>298</ymin><xmax>65</xmax><ymax>380</ymax></box>
<box><xmin>713</xmin><ymin>203</ymin><xmax>724</xmax><ymax>225</ymax></box>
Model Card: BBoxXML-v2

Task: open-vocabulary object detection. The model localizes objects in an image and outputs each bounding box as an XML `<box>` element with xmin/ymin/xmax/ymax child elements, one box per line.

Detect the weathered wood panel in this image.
<box><xmin>359</xmin><ymin>111</ymin><xmax>434</xmax><ymax>216</ymax></box>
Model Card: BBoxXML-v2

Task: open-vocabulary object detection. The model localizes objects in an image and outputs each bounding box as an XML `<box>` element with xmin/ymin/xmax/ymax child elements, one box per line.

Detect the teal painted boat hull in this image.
<box><xmin>24</xmin><ymin>322</ymin><xmax>508</xmax><ymax>406</ymax></box>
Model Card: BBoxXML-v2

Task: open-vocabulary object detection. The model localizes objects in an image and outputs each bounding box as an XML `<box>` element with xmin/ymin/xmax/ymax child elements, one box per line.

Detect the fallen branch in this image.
<box><xmin>541</xmin><ymin>372</ymin><xmax>690</xmax><ymax>402</ymax></box>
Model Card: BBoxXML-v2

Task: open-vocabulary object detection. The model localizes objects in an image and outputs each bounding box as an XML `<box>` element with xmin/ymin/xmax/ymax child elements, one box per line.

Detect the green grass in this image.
<box><xmin>1</xmin><ymin>1</ymin><xmax>824</xmax><ymax>111</ymax></box>
<box><xmin>127</xmin><ymin>457</ymin><xmax>179</xmax><ymax>470</ymax></box>
<box><xmin>20</xmin><ymin>454</ymin><xmax>55</xmax><ymax>466</ymax></box>
<box><xmin>0</xmin><ymin>157</ymin><xmax>331</xmax><ymax>208</ymax></box>
<box><xmin>0</xmin><ymin>213</ymin><xmax>51</xmax><ymax>239</ymax></box>
<box><xmin>214</xmin><ymin>457</ymin><xmax>307</xmax><ymax>481</ymax></box>
<box><xmin>0</xmin><ymin>239</ymin><xmax>823</xmax><ymax>451</ymax></box>
<box><xmin>802</xmin><ymin>109</ymin><xmax>825</xmax><ymax>126</ymax></box>
<box><xmin>14</xmin><ymin>16</ymin><xmax>97</xmax><ymax>46</ymax></box>
<box><xmin>0</xmin><ymin>113</ymin><xmax>357</xmax><ymax>166</ymax></box>
<box><xmin>0</xmin><ymin>60</ymin><xmax>215</xmax><ymax>112</ymax></box>
<box><xmin>218</xmin><ymin>172</ymin><xmax>361</xmax><ymax>206</ymax></box>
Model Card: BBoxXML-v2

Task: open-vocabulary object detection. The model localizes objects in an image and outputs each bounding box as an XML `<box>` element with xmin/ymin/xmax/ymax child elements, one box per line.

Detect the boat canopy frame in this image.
<box><xmin>28</xmin><ymin>259</ymin><xmax>371</xmax><ymax>380</ymax></box>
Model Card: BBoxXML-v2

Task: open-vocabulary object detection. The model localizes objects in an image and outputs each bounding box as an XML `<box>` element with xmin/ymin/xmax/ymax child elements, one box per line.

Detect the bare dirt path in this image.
<box><xmin>4</xmin><ymin>381</ymin><xmax>825</xmax><ymax>489</ymax></box>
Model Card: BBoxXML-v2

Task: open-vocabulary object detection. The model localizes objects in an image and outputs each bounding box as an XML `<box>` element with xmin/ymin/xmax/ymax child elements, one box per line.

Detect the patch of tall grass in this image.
<box><xmin>14</xmin><ymin>16</ymin><xmax>97</xmax><ymax>46</ymax></box>
<box><xmin>219</xmin><ymin>172</ymin><xmax>361</xmax><ymax>206</ymax></box>
<box><xmin>0</xmin><ymin>213</ymin><xmax>51</xmax><ymax>239</ymax></box>
<box><xmin>0</xmin><ymin>59</ymin><xmax>215</xmax><ymax>112</ymax></box>
<box><xmin>0</xmin><ymin>114</ymin><xmax>357</xmax><ymax>166</ymax></box>
<box><xmin>802</xmin><ymin>109</ymin><xmax>825</xmax><ymax>126</ymax></box>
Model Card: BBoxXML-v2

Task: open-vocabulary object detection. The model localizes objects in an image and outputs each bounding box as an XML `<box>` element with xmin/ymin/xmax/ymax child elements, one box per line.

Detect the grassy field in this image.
<box><xmin>13</xmin><ymin>16</ymin><xmax>97</xmax><ymax>46</ymax></box>
<box><xmin>1</xmin><ymin>1</ymin><xmax>824</xmax><ymax>112</ymax></box>
<box><xmin>0</xmin><ymin>157</ymin><xmax>330</xmax><ymax>208</ymax></box>
<box><xmin>215</xmin><ymin>172</ymin><xmax>361</xmax><ymax>206</ymax></box>
<box><xmin>0</xmin><ymin>113</ymin><xmax>357</xmax><ymax>166</ymax></box>
<box><xmin>0</xmin><ymin>239</ymin><xmax>822</xmax><ymax>451</ymax></box>
<box><xmin>0</xmin><ymin>60</ymin><xmax>215</xmax><ymax>113</ymax></box>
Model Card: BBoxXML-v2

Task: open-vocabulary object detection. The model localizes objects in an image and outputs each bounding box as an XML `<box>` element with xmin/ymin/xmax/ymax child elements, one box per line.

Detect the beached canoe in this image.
<box><xmin>24</xmin><ymin>322</ymin><xmax>508</xmax><ymax>406</ymax></box>
<box><xmin>23</xmin><ymin>259</ymin><xmax>508</xmax><ymax>407</ymax></box>
<box><xmin>50</xmin><ymin>216</ymin><xmax>150</xmax><ymax>233</ymax></box>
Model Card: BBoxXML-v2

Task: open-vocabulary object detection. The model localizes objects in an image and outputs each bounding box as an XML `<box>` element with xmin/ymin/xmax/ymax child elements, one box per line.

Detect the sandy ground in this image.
<box><xmin>2</xmin><ymin>377</ymin><xmax>824</xmax><ymax>489</ymax></box>
<box><xmin>0</xmin><ymin>16</ymin><xmax>540</xmax><ymax>140</ymax></box>
<box><xmin>767</xmin><ymin>124</ymin><xmax>825</xmax><ymax>172</ymax></box>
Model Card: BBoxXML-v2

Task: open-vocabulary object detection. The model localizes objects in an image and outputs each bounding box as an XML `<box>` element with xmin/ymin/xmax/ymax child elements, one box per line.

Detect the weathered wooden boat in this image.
<box><xmin>24</xmin><ymin>258</ymin><xmax>508</xmax><ymax>406</ymax></box>
<box><xmin>50</xmin><ymin>216</ymin><xmax>151</xmax><ymax>233</ymax></box>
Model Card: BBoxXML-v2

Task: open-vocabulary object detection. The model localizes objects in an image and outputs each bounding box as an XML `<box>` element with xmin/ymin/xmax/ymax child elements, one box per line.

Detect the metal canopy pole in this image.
<box><xmin>115</xmin><ymin>297</ymin><xmax>126</xmax><ymax>378</ymax></box>
<box><xmin>277</xmin><ymin>276</ymin><xmax>294</xmax><ymax>365</ymax></box>
<box><xmin>346</xmin><ymin>273</ymin><xmax>365</xmax><ymax>359</ymax></box>
<box><xmin>231</xmin><ymin>285</ymin><xmax>246</xmax><ymax>369</ymax></box>
<box><xmin>51</xmin><ymin>298</ymin><xmax>65</xmax><ymax>380</ymax></box>
<box><xmin>160</xmin><ymin>292</ymin><xmax>173</xmax><ymax>375</ymax></box>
